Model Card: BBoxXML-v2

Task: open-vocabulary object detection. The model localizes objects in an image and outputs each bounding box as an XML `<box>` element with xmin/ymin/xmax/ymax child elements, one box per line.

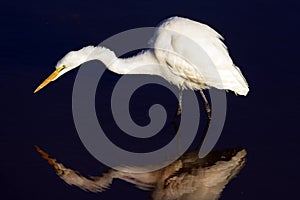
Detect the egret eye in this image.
<box><xmin>57</xmin><ymin>65</ymin><xmax>66</xmax><ymax>72</ymax></box>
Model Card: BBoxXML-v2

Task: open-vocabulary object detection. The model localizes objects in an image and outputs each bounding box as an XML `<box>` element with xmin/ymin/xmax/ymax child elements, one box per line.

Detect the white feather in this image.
<box><xmin>53</xmin><ymin>16</ymin><xmax>249</xmax><ymax>95</ymax></box>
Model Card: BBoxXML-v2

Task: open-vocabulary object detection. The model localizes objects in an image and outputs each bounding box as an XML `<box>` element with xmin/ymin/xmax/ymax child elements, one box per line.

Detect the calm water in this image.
<box><xmin>0</xmin><ymin>0</ymin><xmax>299</xmax><ymax>199</ymax></box>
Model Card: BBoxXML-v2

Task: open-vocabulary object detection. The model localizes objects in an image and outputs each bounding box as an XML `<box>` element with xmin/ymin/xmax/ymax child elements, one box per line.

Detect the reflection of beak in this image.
<box><xmin>35</xmin><ymin>145</ymin><xmax>64</xmax><ymax>175</ymax></box>
<box><xmin>34</xmin><ymin>65</ymin><xmax>65</xmax><ymax>93</ymax></box>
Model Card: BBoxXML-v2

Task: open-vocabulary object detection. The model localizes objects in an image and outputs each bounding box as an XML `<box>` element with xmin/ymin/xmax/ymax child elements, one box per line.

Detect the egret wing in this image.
<box><xmin>153</xmin><ymin>17</ymin><xmax>249</xmax><ymax>95</ymax></box>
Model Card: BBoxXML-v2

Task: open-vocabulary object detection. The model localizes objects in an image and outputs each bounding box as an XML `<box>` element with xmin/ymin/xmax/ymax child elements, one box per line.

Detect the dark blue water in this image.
<box><xmin>0</xmin><ymin>0</ymin><xmax>299</xmax><ymax>199</ymax></box>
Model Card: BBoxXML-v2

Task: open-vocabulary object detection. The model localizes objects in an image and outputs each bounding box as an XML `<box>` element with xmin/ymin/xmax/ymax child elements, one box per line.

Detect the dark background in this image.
<box><xmin>0</xmin><ymin>0</ymin><xmax>299</xmax><ymax>199</ymax></box>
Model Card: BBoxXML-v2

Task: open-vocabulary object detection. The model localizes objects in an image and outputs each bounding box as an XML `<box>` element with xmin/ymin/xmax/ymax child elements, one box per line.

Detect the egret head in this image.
<box><xmin>34</xmin><ymin>46</ymin><xmax>96</xmax><ymax>93</ymax></box>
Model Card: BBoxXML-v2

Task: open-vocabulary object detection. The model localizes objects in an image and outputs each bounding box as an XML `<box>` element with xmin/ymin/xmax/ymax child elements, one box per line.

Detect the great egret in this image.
<box><xmin>34</xmin><ymin>16</ymin><xmax>249</xmax><ymax>135</ymax></box>
<box><xmin>35</xmin><ymin>146</ymin><xmax>246</xmax><ymax>200</ymax></box>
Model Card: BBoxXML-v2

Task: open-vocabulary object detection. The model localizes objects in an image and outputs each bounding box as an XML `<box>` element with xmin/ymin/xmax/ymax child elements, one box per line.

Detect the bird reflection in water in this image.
<box><xmin>36</xmin><ymin>146</ymin><xmax>246</xmax><ymax>200</ymax></box>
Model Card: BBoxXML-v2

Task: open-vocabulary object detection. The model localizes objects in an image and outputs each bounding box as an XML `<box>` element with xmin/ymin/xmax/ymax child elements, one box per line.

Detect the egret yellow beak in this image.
<box><xmin>34</xmin><ymin>65</ymin><xmax>66</xmax><ymax>93</ymax></box>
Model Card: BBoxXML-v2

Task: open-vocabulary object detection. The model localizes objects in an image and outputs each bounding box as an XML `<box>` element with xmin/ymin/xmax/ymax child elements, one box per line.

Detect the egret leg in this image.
<box><xmin>198</xmin><ymin>90</ymin><xmax>211</xmax><ymax>150</ymax></box>
<box><xmin>177</xmin><ymin>87</ymin><xmax>183</xmax><ymax>116</ymax></box>
<box><xmin>172</xmin><ymin>86</ymin><xmax>183</xmax><ymax>132</ymax></box>
<box><xmin>174</xmin><ymin>86</ymin><xmax>183</xmax><ymax>154</ymax></box>
<box><xmin>199</xmin><ymin>90</ymin><xmax>211</xmax><ymax>120</ymax></box>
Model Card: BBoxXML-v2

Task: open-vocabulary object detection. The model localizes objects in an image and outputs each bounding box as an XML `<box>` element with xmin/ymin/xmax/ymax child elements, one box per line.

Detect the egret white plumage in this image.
<box><xmin>34</xmin><ymin>16</ymin><xmax>249</xmax><ymax>137</ymax></box>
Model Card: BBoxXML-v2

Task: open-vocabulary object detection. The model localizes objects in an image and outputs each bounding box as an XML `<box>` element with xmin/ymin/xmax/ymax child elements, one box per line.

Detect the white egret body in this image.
<box><xmin>35</xmin><ymin>17</ymin><xmax>249</xmax><ymax>95</ymax></box>
<box><xmin>34</xmin><ymin>16</ymin><xmax>249</xmax><ymax>140</ymax></box>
